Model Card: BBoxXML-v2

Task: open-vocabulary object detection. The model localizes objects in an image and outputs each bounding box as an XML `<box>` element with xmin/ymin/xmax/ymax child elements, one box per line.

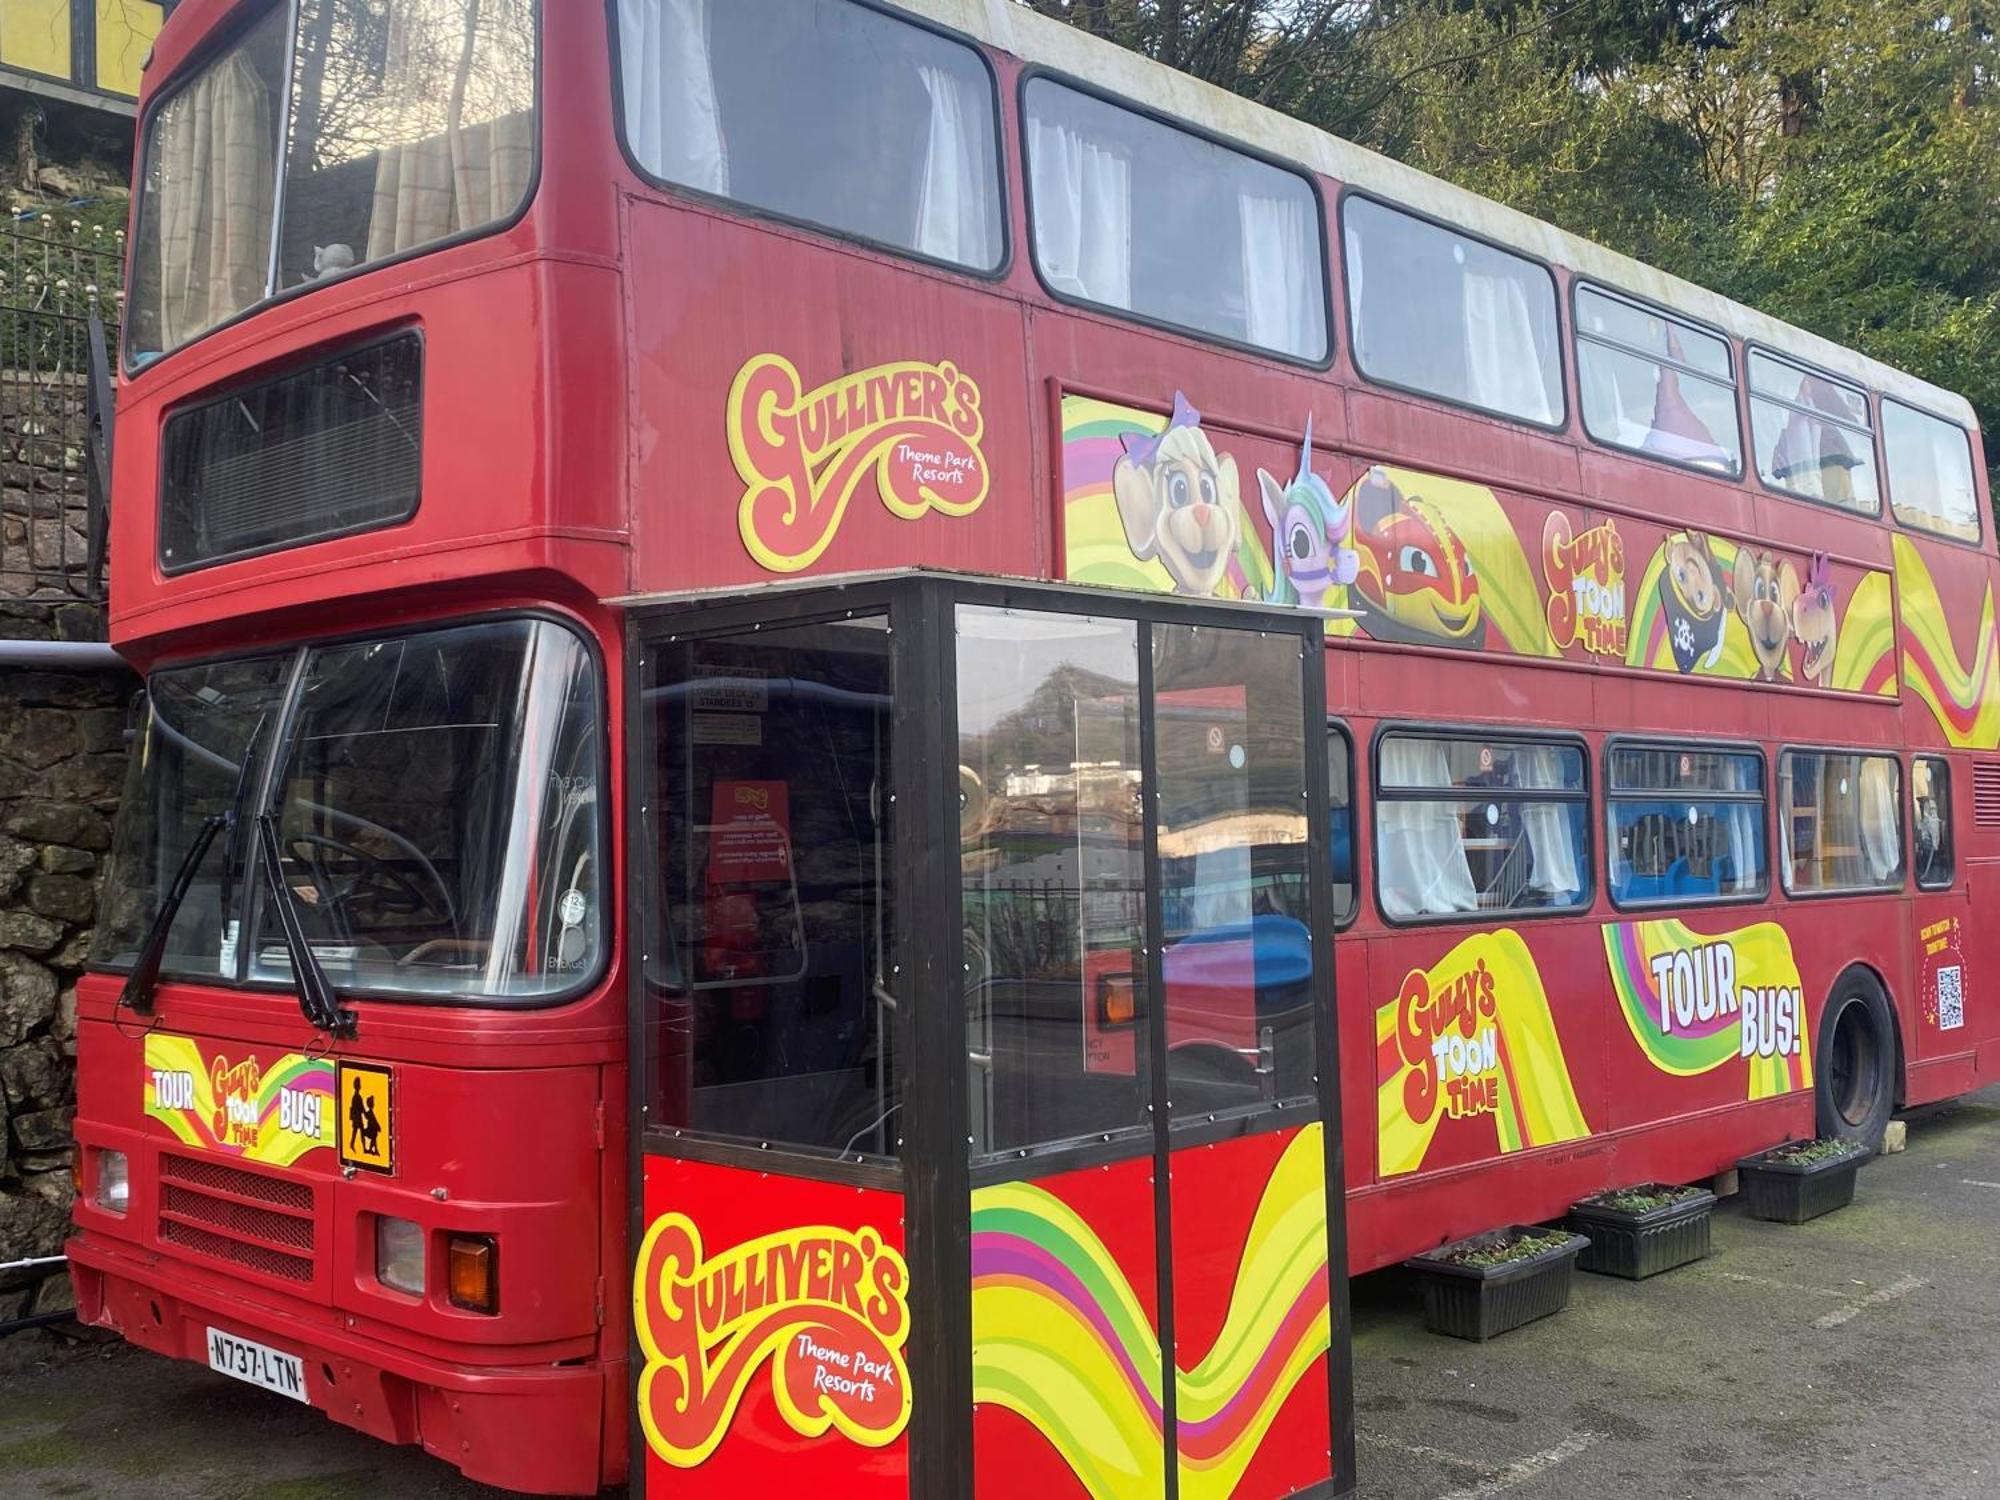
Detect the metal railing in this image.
<box><xmin>0</xmin><ymin>212</ymin><xmax>122</xmax><ymax>606</ymax></box>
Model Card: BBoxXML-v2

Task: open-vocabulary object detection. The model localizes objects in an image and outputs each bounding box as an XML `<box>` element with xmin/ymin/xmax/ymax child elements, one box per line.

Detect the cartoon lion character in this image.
<box><xmin>1259</xmin><ymin>416</ymin><xmax>1358</xmax><ymax>611</ymax></box>
<box><xmin>1349</xmin><ymin>466</ymin><xmax>1483</xmax><ymax>647</ymax></box>
<box><xmin>1791</xmin><ymin>552</ymin><xmax>1839</xmax><ymax>688</ymax></box>
<box><xmin>1112</xmin><ymin>391</ymin><xmax>1240</xmax><ymax>598</ymax></box>
<box><xmin>1729</xmin><ymin>546</ymin><xmax>1801</xmax><ymax>682</ymax></box>
<box><xmin>1660</xmin><ymin>530</ymin><xmax>1727</xmax><ymax>673</ymax></box>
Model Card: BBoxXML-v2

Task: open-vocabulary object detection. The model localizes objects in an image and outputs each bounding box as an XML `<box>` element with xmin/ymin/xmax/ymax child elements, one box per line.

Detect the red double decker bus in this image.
<box><xmin>69</xmin><ymin>2</ymin><xmax>1995</xmax><ymax>1497</ymax></box>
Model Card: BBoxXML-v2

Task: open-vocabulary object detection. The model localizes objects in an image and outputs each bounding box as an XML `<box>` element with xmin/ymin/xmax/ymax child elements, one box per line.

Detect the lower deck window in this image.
<box><xmin>1779</xmin><ymin>749</ymin><xmax>1903</xmax><ymax>893</ymax></box>
<box><xmin>1374</xmin><ymin>732</ymin><xmax>1589</xmax><ymax>919</ymax></box>
<box><xmin>1607</xmin><ymin>745</ymin><xmax>1766</xmax><ymax>906</ymax></box>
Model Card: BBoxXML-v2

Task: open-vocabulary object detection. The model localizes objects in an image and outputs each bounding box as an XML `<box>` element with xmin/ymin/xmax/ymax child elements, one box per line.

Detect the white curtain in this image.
<box><xmin>1464</xmin><ymin>265</ymin><xmax>1554</xmax><ymax>423</ymax></box>
<box><xmin>1858</xmin><ymin>760</ymin><xmax>1901</xmax><ymax>882</ymax></box>
<box><xmin>1029</xmin><ymin>115</ymin><xmax>1132</xmax><ymax>308</ymax></box>
<box><xmin>152</xmin><ymin>49</ymin><xmax>278</xmax><ymax>347</ymax></box>
<box><xmin>916</xmin><ymin>64</ymin><xmax>994</xmax><ymax>267</ymax></box>
<box><xmin>366</xmin><ymin>0</ymin><xmax>537</xmax><ymax>260</ymax></box>
<box><xmin>1343</xmin><ymin>222</ymin><xmax>1367</xmax><ymax>368</ymax></box>
<box><xmin>1377</xmin><ymin>740</ymin><xmax>1478</xmax><ymax>919</ymax></box>
<box><xmin>1721</xmin><ymin>757</ymin><xmax>1762</xmax><ymax>893</ymax></box>
<box><xmin>618</xmin><ymin>0</ymin><xmax>728</xmax><ymax>194</ymax></box>
<box><xmin>1517</xmin><ymin>748</ymin><xmax>1582</xmax><ymax>899</ymax></box>
<box><xmin>1240</xmin><ymin>191</ymin><xmax>1316</xmax><ymax>357</ymax></box>
<box><xmin>1188</xmin><ymin>844</ymin><xmax>1252</xmax><ymax>931</ymax></box>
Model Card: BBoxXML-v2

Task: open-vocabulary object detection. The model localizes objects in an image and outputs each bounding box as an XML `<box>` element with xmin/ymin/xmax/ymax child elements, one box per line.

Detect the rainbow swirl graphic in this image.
<box><xmin>1603</xmin><ymin>919</ymin><xmax>1811</xmax><ymax>1099</ymax></box>
<box><xmin>1060</xmin><ymin>395</ymin><xmax>1275</xmax><ymax>600</ymax></box>
<box><xmin>970</xmin><ymin>1126</ymin><xmax>1331</xmax><ymax>1500</ymax></box>
<box><xmin>142</xmin><ymin>1033</ymin><xmax>336</xmax><ymax>1167</ymax></box>
<box><xmin>1894</xmin><ymin>534</ymin><xmax>2000</xmax><ymax>749</ymax></box>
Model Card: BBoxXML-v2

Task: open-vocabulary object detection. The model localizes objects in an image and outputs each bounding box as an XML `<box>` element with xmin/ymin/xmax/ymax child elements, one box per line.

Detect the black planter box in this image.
<box><xmin>1567</xmin><ymin>1185</ymin><xmax>1716</xmax><ymax>1279</ymax></box>
<box><xmin>1404</xmin><ymin>1227</ymin><xmax>1589</xmax><ymax>1341</ymax></box>
<box><xmin>1737</xmin><ymin>1142</ymin><xmax>1864</xmax><ymax>1224</ymax></box>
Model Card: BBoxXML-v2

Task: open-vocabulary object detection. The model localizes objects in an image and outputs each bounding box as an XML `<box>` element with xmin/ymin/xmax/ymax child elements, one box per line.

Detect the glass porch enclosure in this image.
<box><xmin>629</xmin><ymin>574</ymin><xmax>1354</xmax><ymax>1500</ymax></box>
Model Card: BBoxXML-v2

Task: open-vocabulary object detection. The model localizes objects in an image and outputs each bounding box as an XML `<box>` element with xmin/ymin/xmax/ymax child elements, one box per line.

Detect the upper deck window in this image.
<box><xmin>128</xmin><ymin>0</ymin><xmax>539</xmax><ymax>366</ymax></box>
<box><xmin>1883</xmin><ymin>400</ymin><xmax>1982</xmax><ymax>544</ymax></box>
<box><xmin>617</xmin><ymin>0</ymin><xmax>1003</xmax><ymax>274</ymax></box>
<box><xmin>1342</xmin><ymin>196</ymin><xmax>1562</xmax><ymax>427</ymax></box>
<box><xmin>1576</xmin><ymin>285</ymin><xmax>1741</xmax><ymax>477</ymax></box>
<box><xmin>1748</xmin><ymin>350</ymin><xmax>1878</xmax><ymax>514</ymax></box>
<box><xmin>1022</xmin><ymin>80</ymin><xmax>1326</xmax><ymax>361</ymax></box>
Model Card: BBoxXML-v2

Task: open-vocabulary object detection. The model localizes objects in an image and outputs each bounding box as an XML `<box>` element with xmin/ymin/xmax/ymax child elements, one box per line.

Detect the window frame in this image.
<box><xmin>125</xmin><ymin>0</ymin><xmax>547</xmax><ymax>375</ymax></box>
<box><xmin>1327</xmin><ymin>718</ymin><xmax>1359</xmax><ymax>931</ymax></box>
<box><xmin>86</xmin><ymin>608</ymin><xmax>614</xmax><ymax>1010</ymax></box>
<box><xmin>1337</xmin><ymin>188</ymin><xmax>1569</xmax><ymax>433</ymax></box>
<box><xmin>607</xmin><ymin>0</ymin><xmax>1012</xmax><ymax>286</ymax></box>
<box><xmin>1775</xmin><ymin>743</ymin><xmax>1907</xmax><ymax>899</ymax></box>
<box><xmin>1912</xmin><ymin>753</ymin><xmax>1956</xmax><ymax>892</ymax></box>
<box><xmin>1744</xmin><ymin>344</ymin><xmax>1882</xmax><ymax>518</ymax></box>
<box><xmin>1602</xmin><ymin>736</ymin><xmax>1768</xmax><ymax>912</ymax></box>
<box><xmin>1881</xmin><ymin>396</ymin><xmax>1985</xmax><ymax>549</ymax></box>
<box><xmin>1018</xmin><ymin>67</ymin><xmax>1334</xmax><ymax>370</ymax></box>
<box><xmin>1571</xmin><ymin>280</ymin><xmax>1743</xmax><ymax>480</ymax></box>
<box><xmin>1368</xmin><ymin>721</ymin><xmax>1594</xmax><ymax>927</ymax></box>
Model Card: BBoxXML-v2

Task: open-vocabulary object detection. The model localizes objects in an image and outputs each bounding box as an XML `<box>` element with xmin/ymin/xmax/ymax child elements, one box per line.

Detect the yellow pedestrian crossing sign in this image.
<box><xmin>337</xmin><ymin>1061</ymin><xmax>394</xmax><ymax>1174</ymax></box>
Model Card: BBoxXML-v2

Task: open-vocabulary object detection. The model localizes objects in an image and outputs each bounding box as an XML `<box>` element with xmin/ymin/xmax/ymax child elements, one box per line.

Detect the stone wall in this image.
<box><xmin>0</xmin><ymin>601</ymin><xmax>130</xmax><ymax>1324</ymax></box>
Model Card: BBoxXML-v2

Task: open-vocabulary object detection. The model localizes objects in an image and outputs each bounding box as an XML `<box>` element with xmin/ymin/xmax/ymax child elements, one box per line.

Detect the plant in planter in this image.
<box><xmin>1737</xmin><ymin>1138</ymin><xmax>1867</xmax><ymax>1224</ymax></box>
<box><xmin>1567</xmin><ymin>1182</ymin><xmax>1716</xmax><ymax>1279</ymax></box>
<box><xmin>1403</xmin><ymin>1226</ymin><xmax>1589</xmax><ymax>1341</ymax></box>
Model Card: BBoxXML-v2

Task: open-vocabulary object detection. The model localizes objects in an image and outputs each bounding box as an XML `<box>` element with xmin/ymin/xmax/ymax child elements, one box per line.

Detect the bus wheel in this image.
<box><xmin>1815</xmin><ymin>970</ymin><xmax>1897</xmax><ymax>1152</ymax></box>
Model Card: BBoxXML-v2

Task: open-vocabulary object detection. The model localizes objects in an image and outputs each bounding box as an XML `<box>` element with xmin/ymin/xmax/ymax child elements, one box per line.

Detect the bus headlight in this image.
<box><xmin>94</xmin><ymin>1150</ymin><xmax>129</xmax><ymax>1213</ymax></box>
<box><xmin>375</xmin><ymin>1216</ymin><xmax>425</xmax><ymax>1296</ymax></box>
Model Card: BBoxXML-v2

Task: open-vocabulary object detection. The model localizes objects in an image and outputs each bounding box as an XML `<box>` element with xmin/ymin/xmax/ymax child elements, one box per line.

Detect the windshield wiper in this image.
<box><xmin>119</xmin><ymin>724</ymin><xmax>264</xmax><ymax>1016</ymax></box>
<box><xmin>256</xmin><ymin>811</ymin><xmax>356</xmax><ymax>1040</ymax></box>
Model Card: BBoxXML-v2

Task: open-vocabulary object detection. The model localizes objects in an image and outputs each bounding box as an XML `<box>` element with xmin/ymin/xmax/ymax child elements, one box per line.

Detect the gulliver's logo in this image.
<box><xmin>728</xmin><ymin>353</ymin><xmax>989</xmax><ymax>573</ymax></box>
<box><xmin>635</xmin><ymin>1212</ymin><xmax>912</xmax><ymax>1468</ymax></box>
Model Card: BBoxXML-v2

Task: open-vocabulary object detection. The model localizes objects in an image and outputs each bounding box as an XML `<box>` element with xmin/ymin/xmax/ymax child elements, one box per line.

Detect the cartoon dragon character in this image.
<box><xmin>1659</xmin><ymin>530</ymin><xmax>1728</xmax><ymax>673</ymax></box>
<box><xmin>1259</xmin><ymin>416</ymin><xmax>1359</xmax><ymax>611</ymax></box>
<box><xmin>1348</xmin><ymin>466</ymin><xmax>1484</xmax><ymax>647</ymax></box>
<box><xmin>1112</xmin><ymin>391</ymin><xmax>1241</xmax><ymax>598</ymax></box>
<box><xmin>1728</xmin><ymin>546</ymin><xmax>1801</xmax><ymax>682</ymax></box>
<box><xmin>1791</xmin><ymin>552</ymin><xmax>1839</xmax><ymax>688</ymax></box>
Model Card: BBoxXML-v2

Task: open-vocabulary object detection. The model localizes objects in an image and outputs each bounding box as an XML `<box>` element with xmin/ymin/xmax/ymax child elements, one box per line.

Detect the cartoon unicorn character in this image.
<box><xmin>1259</xmin><ymin>416</ymin><xmax>1359</xmax><ymax>611</ymax></box>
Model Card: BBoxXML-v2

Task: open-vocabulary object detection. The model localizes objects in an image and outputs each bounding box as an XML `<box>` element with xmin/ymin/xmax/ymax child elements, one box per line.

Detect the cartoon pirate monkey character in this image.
<box><xmin>1113</xmin><ymin>391</ymin><xmax>1241</xmax><ymax>598</ymax></box>
<box><xmin>1660</xmin><ymin>530</ymin><xmax>1727</xmax><ymax>673</ymax></box>
<box><xmin>1791</xmin><ymin>552</ymin><xmax>1840</xmax><ymax>688</ymax></box>
<box><xmin>1728</xmin><ymin>546</ymin><xmax>1800</xmax><ymax>682</ymax></box>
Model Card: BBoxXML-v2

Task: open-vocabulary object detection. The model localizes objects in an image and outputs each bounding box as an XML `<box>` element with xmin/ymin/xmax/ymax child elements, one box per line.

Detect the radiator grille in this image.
<box><xmin>157</xmin><ymin>1154</ymin><xmax>317</xmax><ymax>1285</ymax></box>
<box><xmin>159</xmin><ymin>333</ymin><xmax>422</xmax><ymax>573</ymax></box>
<box><xmin>1974</xmin><ymin>761</ymin><xmax>2000</xmax><ymax>828</ymax></box>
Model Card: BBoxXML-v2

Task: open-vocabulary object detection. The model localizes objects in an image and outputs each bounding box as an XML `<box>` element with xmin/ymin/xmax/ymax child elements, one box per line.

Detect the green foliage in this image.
<box><xmin>1027</xmin><ymin>0</ymin><xmax>2000</xmax><ymax>499</ymax></box>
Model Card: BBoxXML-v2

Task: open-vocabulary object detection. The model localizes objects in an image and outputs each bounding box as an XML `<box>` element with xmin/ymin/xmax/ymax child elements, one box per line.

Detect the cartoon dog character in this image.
<box><xmin>1728</xmin><ymin>546</ymin><xmax>1800</xmax><ymax>681</ymax></box>
<box><xmin>1348</xmin><ymin>466</ymin><xmax>1483</xmax><ymax>647</ymax></box>
<box><xmin>1660</xmin><ymin>530</ymin><xmax>1727</xmax><ymax>673</ymax></box>
<box><xmin>1791</xmin><ymin>552</ymin><xmax>1839</xmax><ymax>688</ymax></box>
<box><xmin>1113</xmin><ymin>391</ymin><xmax>1240</xmax><ymax>598</ymax></box>
<box><xmin>1259</xmin><ymin>416</ymin><xmax>1359</xmax><ymax>611</ymax></box>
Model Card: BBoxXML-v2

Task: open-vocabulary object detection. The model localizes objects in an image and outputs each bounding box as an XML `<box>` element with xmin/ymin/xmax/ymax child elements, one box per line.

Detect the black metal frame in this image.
<box><xmin>1601</xmin><ymin>735</ymin><xmax>1771</xmax><ymax>911</ymax></box>
<box><xmin>625</xmin><ymin>571</ymin><xmax>1353</xmax><ymax>1500</ymax></box>
<box><xmin>1367</xmin><ymin>720</ymin><xmax>1595</xmax><ymax>926</ymax></box>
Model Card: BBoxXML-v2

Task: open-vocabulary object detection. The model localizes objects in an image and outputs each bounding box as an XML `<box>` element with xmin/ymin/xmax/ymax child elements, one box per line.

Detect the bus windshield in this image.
<box><xmin>93</xmin><ymin>618</ymin><xmax>603</xmax><ymax>1003</ymax></box>
<box><xmin>127</xmin><ymin>0</ymin><xmax>538</xmax><ymax>363</ymax></box>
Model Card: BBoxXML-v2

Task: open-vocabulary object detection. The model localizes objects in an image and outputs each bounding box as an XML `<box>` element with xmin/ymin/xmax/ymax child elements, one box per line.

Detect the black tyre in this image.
<box><xmin>1815</xmin><ymin>968</ymin><xmax>1897</xmax><ymax>1152</ymax></box>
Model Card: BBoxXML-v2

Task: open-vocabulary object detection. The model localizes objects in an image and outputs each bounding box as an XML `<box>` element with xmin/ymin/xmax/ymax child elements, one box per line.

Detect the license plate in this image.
<box><xmin>205</xmin><ymin>1327</ymin><xmax>308</xmax><ymax>1403</ymax></box>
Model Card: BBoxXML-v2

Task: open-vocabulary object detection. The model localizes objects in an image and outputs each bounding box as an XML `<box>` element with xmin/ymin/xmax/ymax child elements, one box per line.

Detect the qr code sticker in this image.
<box><xmin>1938</xmin><ymin>964</ymin><xmax>1965</xmax><ymax>1031</ymax></box>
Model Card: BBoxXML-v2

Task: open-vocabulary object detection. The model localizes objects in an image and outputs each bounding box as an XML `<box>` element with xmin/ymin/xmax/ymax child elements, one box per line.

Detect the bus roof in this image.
<box><xmin>911</xmin><ymin>0</ymin><xmax>1979</xmax><ymax>432</ymax></box>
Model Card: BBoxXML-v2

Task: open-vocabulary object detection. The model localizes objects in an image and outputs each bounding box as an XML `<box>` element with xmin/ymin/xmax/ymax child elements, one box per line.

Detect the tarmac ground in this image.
<box><xmin>4</xmin><ymin>1089</ymin><xmax>1999</xmax><ymax>1499</ymax></box>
